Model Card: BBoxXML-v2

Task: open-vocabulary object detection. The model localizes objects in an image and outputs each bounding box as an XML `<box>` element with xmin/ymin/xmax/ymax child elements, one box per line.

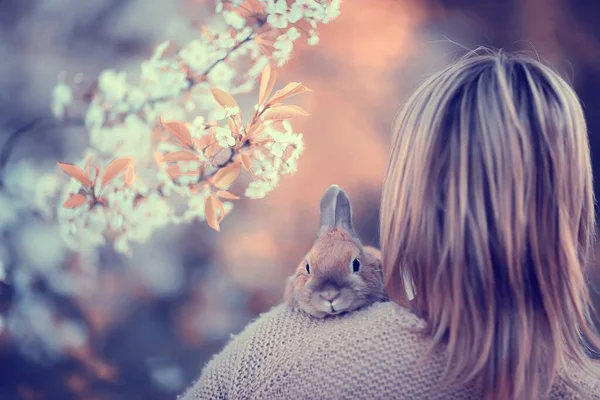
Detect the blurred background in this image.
<box><xmin>1</xmin><ymin>0</ymin><xmax>600</xmax><ymax>399</ymax></box>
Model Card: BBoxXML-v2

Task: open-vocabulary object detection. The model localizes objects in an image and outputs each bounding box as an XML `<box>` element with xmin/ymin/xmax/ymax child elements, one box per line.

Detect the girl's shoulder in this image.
<box><xmin>254</xmin><ymin>300</ymin><xmax>426</xmax><ymax>337</ymax></box>
<box><xmin>241</xmin><ymin>300</ymin><xmax>432</xmax><ymax>367</ymax></box>
<box><xmin>218</xmin><ymin>302</ymin><xmax>479</xmax><ymax>399</ymax></box>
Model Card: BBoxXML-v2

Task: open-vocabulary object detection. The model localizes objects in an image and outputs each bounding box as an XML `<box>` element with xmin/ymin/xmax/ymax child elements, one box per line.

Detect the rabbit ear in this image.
<box><xmin>318</xmin><ymin>185</ymin><xmax>340</xmax><ymax>235</ymax></box>
<box><xmin>334</xmin><ymin>188</ymin><xmax>355</xmax><ymax>235</ymax></box>
<box><xmin>318</xmin><ymin>184</ymin><xmax>357</xmax><ymax>237</ymax></box>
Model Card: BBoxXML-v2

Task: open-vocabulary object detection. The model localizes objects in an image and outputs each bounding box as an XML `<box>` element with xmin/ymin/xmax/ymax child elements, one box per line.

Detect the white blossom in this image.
<box><xmin>140</xmin><ymin>60</ymin><xmax>188</xmax><ymax>99</ymax></box>
<box><xmin>151</xmin><ymin>40</ymin><xmax>171</xmax><ymax>61</ymax></box>
<box><xmin>51</xmin><ymin>82</ymin><xmax>73</xmax><ymax>119</ymax></box>
<box><xmin>213</xmin><ymin>106</ymin><xmax>240</xmax><ymax>120</ymax></box>
<box><xmin>287</xmin><ymin>27</ymin><xmax>301</xmax><ymax>41</ymax></box>
<box><xmin>307</xmin><ymin>33</ymin><xmax>320</xmax><ymax>46</ymax></box>
<box><xmin>208</xmin><ymin>62</ymin><xmax>236</xmax><ymax>87</ymax></box>
<box><xmin>179</xmin><ymin>40</ymin><xmax>212</xmax><ymax>72</ymax></box>
<box><xmin>266</xmin><ymin>0</ymin><xmax>290</xmax><ymax>29</ymax></box>
<box><xmin>127</xmin><ymin>87</ymin><xmax>148</xmax><ymax>109</ymax></box>
<box><xmin>215</xmin><ymin>126</ymin><xmax>235</xmax><ymax>147</ymax></box>
<box><xmin>222</xmin><ymin>11</ymin><xmax>246</xmax><ymax>30</ymax></box>
<box><xmin>272</xmin><ymin>28</ymin><xmax>300</xmax><ymax>67</ymax></box>
<box><xmin>248</xmin><ymin>56</ymin><xmax>270</xmax><ymax>78</ymax></box>
<box><xmin>325</xmin><ymin>0</ymin><xmax>342</xmax><ymax>22</ymax></box>
<box><xmin>84</xmin><ymin>101</ymin><xmax>105</xmax><ymax>132</ymax></box>
<box><xmin>270</xmin><ymin>142</ymin><xmax>285</xmax><ymax>158</ymax></box>
<box><xmin>98</xmin><ymin>70</ymin><xmax>128</xmax><ymax>103</ymax></box>
<box><xmin>192</xmin><ymin>116</ymin><xmax>205</xmax><ymax>130</ymax></box>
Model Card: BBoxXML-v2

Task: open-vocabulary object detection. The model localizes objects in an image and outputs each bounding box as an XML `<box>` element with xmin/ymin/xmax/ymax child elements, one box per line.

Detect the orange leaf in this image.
<box><xmin>210</xmin><ymin>88</ymin><xmax>239</xmax><ymax>109</ymax></box>
<box><xmin>204</xmin><ymin>194</ymin><xmax>220</xmax><ymax>232</ymax></box>
<box><xmin>162</xmin><ymin>150</ymin><xmax>199</xmax><ymax>163</ymax></box>
<box><xmin>267</xmin><ymin>82</ymin><xmax>312</xmax><ymax>106</ymax></box>
<box><xmin>182</xmin><ymin>64</ymin><xmax>193</xmax><ymax>80</ymax></box>
<box><xmin>253</xmin><ymin>137</ymin><xmax>276</xmax><ymax>146</ymax></box>
<box><xmin>228</xmin><ymin>117</ymin><xmax>237</xmax><ymax>135</ymax></box>
<box><xmin>166</xmin><ymin>165</ymin><xmax>199</xmax><ymax>179</ymax></box>
<box><xmin>206</xmin><ymin>125</ymin><xmax>218</xmax><ymax>142</ymax></box>
<box><xmin>216</xmin><ymin>190</ymin><xmax>240</xmax><ymax>200</ymax></box>
<box><xmin>262</xmin><ymin>104</ymin><xmax>310</xmax><ymax>121</ymax></box>
<box><xmin>63</xmin><ymin>193</ymin><xmax>89</xmax><ymax>209</ymax></box>
<box><xmin>259</xmin><ymin>63</ymin><xmax>277</xmax><ymax>106</ymax></box>
<box><xmin>193</xmin><ymin>136</ymin><xmax>212</xmax><ymax>151</ymax></box>
<box><xmin>245</xmin><ymin>122</ymin><xmax>264</xmax><ymax>138</ymax></box>
<box><xmin>204</xmin><ymin>143</ymin><xmax>220</xmax><ymax>159</ymax></box>
<box><xmin>241</xmin><ymin>154</ymin><xmax>252</xmax><ymax>170</ymax></box>
<box><xmin>201</xmin><ymin>26</ymin><xmax>214</xmax><ymax>43</ymax></box>
<box><xmin>153</xmin><ymin>152</ymin><xmax>164</xmax><ymax>165</ymax></box>
<box><xmin>212</xmin><ymin>163</ymin><xmax>241</xmax><ymax>189</ymax></box>
<box><xmin>101</xmin><ymin>157</ymin><xmax>133</xmax><ymax>188</ymax></box>
<box><xmin>125</xmin><ymin>163</ymin><xmax>135</xmax><ymax>185</ymax></box>
<box><xmin>84</xmin><ymin>157</ymin><xmax>92</xmax><ymax>180</ymax></box>
<box><xmin>166</xmin><ymin>165</ymin><xmax>181</xmax><ymax>179</ymax></box>
<box><xmin>57</xmin><ymin>162</ymin><xmax>92</xmax><ymax>187</ymax></box>
<box><xmin>161</xmin><ymin>120</ymin><xmax>193</xmax><ymax>147</ymax></box>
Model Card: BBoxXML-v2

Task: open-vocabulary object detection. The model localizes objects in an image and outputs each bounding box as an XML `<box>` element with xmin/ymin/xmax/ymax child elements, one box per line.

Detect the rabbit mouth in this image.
<box><xmin>310</xmin><ymin>300</ymin><xmax>346</xmax><ymax>315</ymax></box>
<box><xmin>307</xmin><ymin>290</ymin><xmax>358</xmax><ymax>315</ymax></box>
<box><xmin>325</xmin><ymin>302</ymin><xmax>351</xmax><ymax>315</ymax></box>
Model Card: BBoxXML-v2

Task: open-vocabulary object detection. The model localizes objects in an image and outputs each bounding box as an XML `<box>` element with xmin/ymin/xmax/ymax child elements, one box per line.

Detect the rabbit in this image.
<box><xmin>284</xmin><ymin>184</ymin><xmax>386</xmax><ymax>318</ymax></box>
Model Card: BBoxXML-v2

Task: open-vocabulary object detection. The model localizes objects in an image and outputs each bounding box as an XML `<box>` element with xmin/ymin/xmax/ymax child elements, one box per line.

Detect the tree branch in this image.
<box><xmin>0</xmin><ymin>117</ymin><xmax>45</xmax><ymax>189</ymax></box>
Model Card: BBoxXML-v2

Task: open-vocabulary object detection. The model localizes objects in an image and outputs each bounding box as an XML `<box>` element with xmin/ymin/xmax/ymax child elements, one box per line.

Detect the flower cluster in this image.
<box><xmin>50</xmin><ymin>0</ymin><xmax>341</xmax><ymax>254</ymax></box>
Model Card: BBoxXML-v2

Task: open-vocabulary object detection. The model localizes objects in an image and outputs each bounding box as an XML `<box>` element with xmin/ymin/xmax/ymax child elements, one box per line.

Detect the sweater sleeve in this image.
<box><xmin>180</xmin><ymin>327</ymin><xmax>255</xmax><ymax>400</ymax></box>
<box><xmin>178</xmin><ymin>308</ymin><xmax>272</xmax><ymax>400</ymax></box>
<box><xmin>178</xmin><ymin>344</ymin><xmax>234</xmax><ymax>400</ymax></box>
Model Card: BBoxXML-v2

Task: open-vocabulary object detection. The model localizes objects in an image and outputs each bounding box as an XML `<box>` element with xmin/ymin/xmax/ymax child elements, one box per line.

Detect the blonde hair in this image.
<box><xmin>380</xmin><ymin>50</ymin><xmax>600</xmax><ymax>399</ymax></box>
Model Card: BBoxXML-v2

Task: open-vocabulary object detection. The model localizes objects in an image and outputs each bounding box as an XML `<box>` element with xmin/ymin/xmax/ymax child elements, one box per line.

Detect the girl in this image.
<box><xmin>182</xmin><ymin>50</ymin><xmax>600</xmax><ymax>399</ymax></box>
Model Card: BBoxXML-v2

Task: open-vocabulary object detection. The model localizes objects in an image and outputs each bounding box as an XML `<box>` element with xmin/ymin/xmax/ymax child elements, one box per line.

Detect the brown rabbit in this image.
<box><xmin>284</xmin><ymin>184</ymin><xmax>386</xmax><ymax>318</ymax></box>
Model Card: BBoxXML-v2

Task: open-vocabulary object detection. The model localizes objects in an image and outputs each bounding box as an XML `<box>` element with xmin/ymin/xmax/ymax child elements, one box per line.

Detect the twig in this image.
<box><xmin>0</xmin><ymin>116</ymin><xmax>86</xmax><ymax>190</ymax></box>
<box><xmin>0</xmin><ymin>118</ymin><xmax>45</xmax><ymax>188</ymax></box>
<box><xmin>199</xmin><ymin>141</ymin><xmax>249</xmax><ymax>184</ymax></box>
<box><xmin>201</xmin><ymin>32</ymin><xmax>255</xmax><ymax>77</ymax></box>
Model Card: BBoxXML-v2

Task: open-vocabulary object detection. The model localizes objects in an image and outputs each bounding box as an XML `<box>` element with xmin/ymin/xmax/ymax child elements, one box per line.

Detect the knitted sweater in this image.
<box><xmin>180</xmin><ymin>301</ymin><xmax>600</xmax><ymax>399</ymax></box>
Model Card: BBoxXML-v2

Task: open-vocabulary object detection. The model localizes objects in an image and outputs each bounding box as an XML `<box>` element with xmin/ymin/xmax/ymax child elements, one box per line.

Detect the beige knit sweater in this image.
<box><xmin>180</xmin><ymin>301</ymin><xmax>600</xmax><ymax>399</ymax></box>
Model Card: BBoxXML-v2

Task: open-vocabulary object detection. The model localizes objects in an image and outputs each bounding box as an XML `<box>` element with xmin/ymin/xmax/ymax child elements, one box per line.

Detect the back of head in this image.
<box><xmin>380</xmin><ymin>49</ymin><xmax>600</xmax><ymax>399</ymax></box>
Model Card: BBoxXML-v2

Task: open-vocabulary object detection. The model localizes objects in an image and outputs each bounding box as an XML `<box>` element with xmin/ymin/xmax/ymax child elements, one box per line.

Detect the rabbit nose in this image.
<box><xmin>320</xmin><ymin>290</ymin><xmax>340</xmax><ymax>302</ymax></box>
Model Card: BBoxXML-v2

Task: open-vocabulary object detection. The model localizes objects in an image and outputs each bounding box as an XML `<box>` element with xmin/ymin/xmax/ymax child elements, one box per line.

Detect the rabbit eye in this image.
<box><xmin>352</xmin><ymin>259</ymin><xmax>360</xmax><ymax>273</ymax></box>
<box><xmin>305</xmin><ymin>263</ymin><xmax>311</xmax><ymax>274</ymax></box>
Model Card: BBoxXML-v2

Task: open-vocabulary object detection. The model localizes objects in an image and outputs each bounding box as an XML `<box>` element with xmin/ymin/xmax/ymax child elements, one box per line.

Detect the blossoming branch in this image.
<box><xmin>50</xmin><ymin>0</ymin><xmax>342</xmax><ymax>254</ymax></box>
